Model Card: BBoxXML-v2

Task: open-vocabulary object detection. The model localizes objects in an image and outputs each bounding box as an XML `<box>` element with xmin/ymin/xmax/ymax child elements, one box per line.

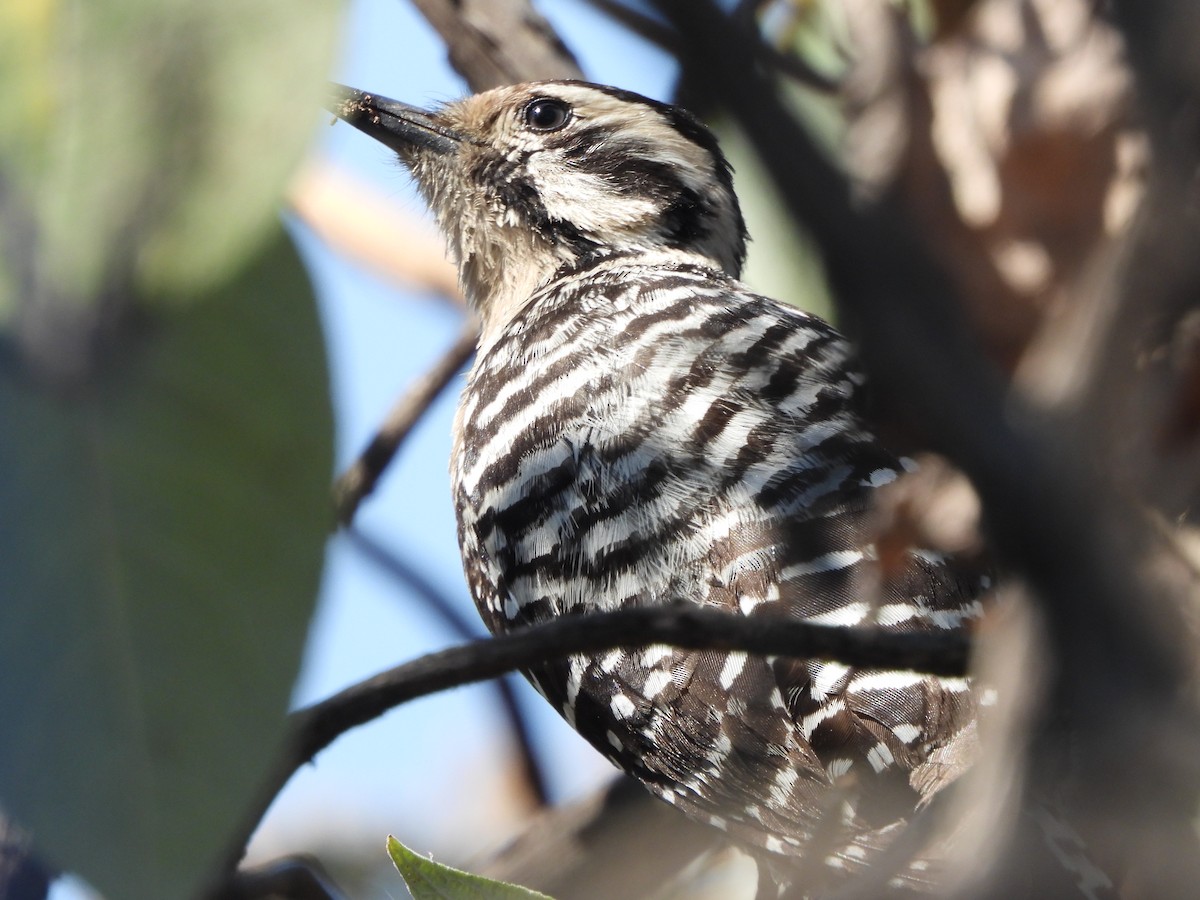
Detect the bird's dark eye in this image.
<box><xmin>524</xmin><ymin>98</ymin><xmax>572</xmax><ymax>132</ymax></box>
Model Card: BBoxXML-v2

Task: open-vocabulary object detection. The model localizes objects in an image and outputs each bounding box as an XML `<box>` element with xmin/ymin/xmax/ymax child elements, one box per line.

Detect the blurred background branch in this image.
<box><xmin>289</xmin><ymin>162</ymin><xmax>462</xmax><ymax>303</ymax></box>
<box><xmin>332</xmin><ymin>322</ymin><xmax>477</xmax><ymax>524</ymax></box>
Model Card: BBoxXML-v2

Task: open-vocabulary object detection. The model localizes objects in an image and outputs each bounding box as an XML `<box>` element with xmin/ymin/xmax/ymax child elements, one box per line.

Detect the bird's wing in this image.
<box><xmin>459</xmin><ymin>268</ymin><xmax>985</xmax><ymax>872</ymax></box>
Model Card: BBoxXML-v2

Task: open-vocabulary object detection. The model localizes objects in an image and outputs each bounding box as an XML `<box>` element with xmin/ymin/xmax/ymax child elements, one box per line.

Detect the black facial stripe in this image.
<box><xmin>578</xmin><ymin>84</ymin><xmax>745</xmax><ymax>266</ymax></box>
<box><xmin>585</xmin><ymin>85</ymin><xmax>725</xmax><ymax>165</ymax></box>
<box><xmin>465</xmin><ymin>80</ymin><xmax>746</xmax><ymax>266</ymax></box>
<box><xmin>497</xmin><ymin>172</ymin><xmax>602</xmax><ymax>256</ymax></box>
<box><xmin>466</xmin><ymin>150</ymin><xmax>599</xmax><ymax>255</ymax></box>
<box><xmin>555</xmin><ymin>133</ymin><xmax>718</xmax><ymax>245</ymax></box>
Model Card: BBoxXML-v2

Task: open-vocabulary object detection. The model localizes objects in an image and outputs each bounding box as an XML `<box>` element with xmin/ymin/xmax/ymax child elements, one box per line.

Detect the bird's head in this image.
<box><xmin>328</xmin><ymin>81</ymin><xmax>747</xmax><ymax>332</ymax></box>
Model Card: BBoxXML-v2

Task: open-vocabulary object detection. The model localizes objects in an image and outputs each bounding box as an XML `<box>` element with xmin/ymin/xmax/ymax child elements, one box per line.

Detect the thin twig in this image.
<box><xmin>583</xmin><ymin>0</ymin><xmax>678</xmax><ymax>52</ymax></box>
<box><xmin>346</xmin><ymin>528</ymin><xmax>551</xmax><ymax>807</ymax></box>
<box><xmin>294</xmin><ymin>608</ymin><xmax>968</xmax><ymax>762</ymax></box>
<box><xmin>333</xmin><ymin>320</ymin><xmax>477</xmax><ymax>525</ymax></box>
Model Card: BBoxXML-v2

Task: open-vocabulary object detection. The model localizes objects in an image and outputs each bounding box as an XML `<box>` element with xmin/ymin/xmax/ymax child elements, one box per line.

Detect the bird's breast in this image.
<box><xmin>449</xmin><ymin>266</ymin><xmax>873</xmax><ymax>635</ymax></box>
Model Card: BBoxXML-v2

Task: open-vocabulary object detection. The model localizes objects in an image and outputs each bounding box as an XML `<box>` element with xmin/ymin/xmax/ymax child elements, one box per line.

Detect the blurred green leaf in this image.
<box><xmin>387</xmin><ymin>835</ymin><xmax>554</xmax><ymax>900</ymax></box>
<box><xmin>0</xmin><ymin>230</ymin><xmax>333</xmax><ymax>898</ymax></box>
<box><xmin>0</xmin><ymin>0</ymin><xmax>339</xmax><ymax>330</ymax></box>
<box><xmin>0</xmin><ymin>0</ymin><xmax>338</xmax><ymax>892</ymax></box>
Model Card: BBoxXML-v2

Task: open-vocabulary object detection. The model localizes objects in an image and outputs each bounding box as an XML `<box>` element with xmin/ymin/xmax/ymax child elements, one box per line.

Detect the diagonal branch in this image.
<box><xmin>346</xmin><ymin>528</ymin><xmax>551</xmax><ymax>808</ymax></box>
<box><xmin>585</xmin><ymin>0</ymin><xmax>839</xmax><ymax>95</ymax></box>
<box><xmin>409</xmin><ymin>0</ymin><xmax>583</xmax><ymax>90</ymax></box>
<box><xmin>288</xmin><ymin>162</ymin><xmax>461</xmax><ymax>303</ymax></box>
<box><xmin>333</xmin><ymin>320</ymin><xmax>476</xmax><ymax>525</ymax></box>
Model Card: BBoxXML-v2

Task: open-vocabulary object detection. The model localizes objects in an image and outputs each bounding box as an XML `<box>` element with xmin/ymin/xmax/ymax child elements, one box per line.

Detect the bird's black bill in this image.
<box><xmin>326</xmin><ymin>83</ymin><xmax>461</xmax><ymax>155</ymax></box>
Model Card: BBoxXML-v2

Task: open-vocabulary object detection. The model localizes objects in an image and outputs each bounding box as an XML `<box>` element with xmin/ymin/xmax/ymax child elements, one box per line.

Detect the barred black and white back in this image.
<box><xmin>331</xmin><ymin>79</ymin><xmax>991</xmax><ymax>892</ymax></box>
<box><xmin>452</xmin><ymin>250</ymin><xmax>984</xmax><ymax>884</ymax></box>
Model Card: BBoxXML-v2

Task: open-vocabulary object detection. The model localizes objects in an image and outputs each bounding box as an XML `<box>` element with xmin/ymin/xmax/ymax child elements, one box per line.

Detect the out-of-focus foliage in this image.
<box><xmin>0</xmin><ymin>0</ymin><xmax>339</xmax><ymax>323</ymax></box>
<box><xmin>0</xmin><ymin>234</ymin><xmax>333</xmax><ymax>898</ymax></box>
<box><xmin>0</xmin><ymin>1</ymin><xmax>340</xmax><ymax>897</ymax></box>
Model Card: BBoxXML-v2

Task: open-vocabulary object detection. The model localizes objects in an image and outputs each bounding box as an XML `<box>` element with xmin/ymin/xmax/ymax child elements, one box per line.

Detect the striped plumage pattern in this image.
<box><xmin>330</xmin><ymin>79</ymin><xmax>990</xmax><ymax>891</ymax></box>
<box><xmin>452</xmin><ymin>251</ymin><xmax>984</xmax><ymax>880</ymax></box>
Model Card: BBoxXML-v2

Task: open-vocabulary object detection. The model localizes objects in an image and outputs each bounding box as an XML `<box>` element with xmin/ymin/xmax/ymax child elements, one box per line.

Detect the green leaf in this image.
<box><xmin>387</xmin><ymin>835</ymin><xmax>555</xmax><ymax>900</ymax></box>
<box><xmin>0</xmin><ymin>0</ymin><xmax>338</xmax><ymax>892</ymax></box>
<box><xmin>0</xmin><ymin>0</ymin><xmax>340</xmax><ymax>328</ymax></box>
<box><xmin>0</xmin><ymin>230</ymin><xmax>333</xmax><ymax>898</ymax></box>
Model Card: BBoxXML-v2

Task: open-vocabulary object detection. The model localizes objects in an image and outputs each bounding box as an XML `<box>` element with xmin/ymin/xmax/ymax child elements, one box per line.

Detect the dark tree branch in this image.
<box><xmin>582</xmin><ymin>0</ymin><xmax>678</xmax><ymax>53</ymax></box>
<box><xmin>1108</xmin><ymin>1</ymin><xmax>1200</xmax><ymax>137</ymax></box>
<box><xmin>293</xmin><ymin>608</ymin><xmax>967</xmax><ymax>763</ymax></box>
<box><xmin>333</xmin><ymin>320</ymin><xmax>476</xmax><ymax>525</ymax></box>
<box><xmin>346</xmin><ymin>528</ymin><xmax>551</xmax><ymax>808</ymax></box>
<box><xmin>584</xmin><ymin>0</ymin><xmax>839</xmax><ymax>95</ymax></box>
<box><xmin>213</xmin><ymin>606</ymin><xmax>969</xmax><ymax>893</ymax></box>
<box><xmin>1079</xmin><ymin>0</ymin><xmax>1200</xmax><ymax>511</ymax></box>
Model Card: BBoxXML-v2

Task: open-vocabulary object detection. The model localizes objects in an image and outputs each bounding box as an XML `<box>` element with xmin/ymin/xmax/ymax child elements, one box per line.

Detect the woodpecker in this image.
<box><xmin>329</xmin><ymin>80</ymin><xmax>988</xmax><ymax>893</ymax></box>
